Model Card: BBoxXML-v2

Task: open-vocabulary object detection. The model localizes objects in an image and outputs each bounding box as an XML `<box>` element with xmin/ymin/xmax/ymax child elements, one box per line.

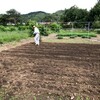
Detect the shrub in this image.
<box><xmin>9</xmin><ymin>26</ymin><xmax>16</xmax><ymax>31</ymax></box>
<box><xmin>57</xmin><ymin>30</ymin><xmax>97</xmax><ymax>39</ymax></box>
<box><xmin>18</xmin><ymin>26</ymin><xmax>28</xmax><ymax>31</ymax></box>
<box><xmin>93</xmin><ymin>21</ymin><xmax>100</xmax><ymax>28</ymax></box>
<box><xmin>49</xmin><ymin>22</ymin><xmax>61</xmax><ymax>32</ymax></box>
<box><xmin>94</xmin><ymin>29</ymin><xmax>100</xmax><ymax>34</ymax></box>
<box><xmin>0</xmin><ymin>26</ymin><xmax>16</xmax><ymax>32</ymax></box>
<box><xmin>70</xmin><ymin>35</ymin><xmax>76</xmax><ymax>38</ymax></box>
<box><xmin>81</xmin><ymin>35</ymin><xmax>91</xmax><ymax>39</ymax></box>
<box><xmin>96</xmin><ymin>30</ymin><xmax>100</xmax><ymax>34</ymax></box>
<box><xmin>38</xmin><ymin>25</ymin><xmax>49</xmax><ymax>36</ymax></box>
<box><xmin>0</xmin><ymin>25</ymin><xmax>6</xmax><ymax>31</ymax></box>
<box><xmin>57</xmin><ymin>36</ymin><xmax>63</xmax><ymax>39</ymax></box>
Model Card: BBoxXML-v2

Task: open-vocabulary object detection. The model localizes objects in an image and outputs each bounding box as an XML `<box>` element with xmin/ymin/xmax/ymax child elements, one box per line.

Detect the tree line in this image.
<box><xmin>0</xmin><ymin>1</ymin><xmax>100</xmax><ymax>28</ymax></box>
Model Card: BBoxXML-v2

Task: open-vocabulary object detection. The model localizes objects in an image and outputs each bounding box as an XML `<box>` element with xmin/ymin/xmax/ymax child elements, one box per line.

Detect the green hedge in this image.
<box><xmin>57</xmin><ymin>31</ymin><xmax>97</xmax><ymax>39</ymax></box>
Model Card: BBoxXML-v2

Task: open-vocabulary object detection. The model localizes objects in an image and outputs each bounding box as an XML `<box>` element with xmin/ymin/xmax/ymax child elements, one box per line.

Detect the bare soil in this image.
<box><xmin>0</xmin><ymin>41</ymin><xmax>100</xmax><ymax>100</ymax></box>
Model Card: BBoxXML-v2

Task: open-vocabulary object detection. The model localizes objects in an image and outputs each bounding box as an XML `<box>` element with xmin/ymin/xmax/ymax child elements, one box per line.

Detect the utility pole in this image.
<box><xmin>71</xmin><ymin>22</ymin><xmax>74</xmax><ymax>31</ymax></box>
<box><xmin>88</xmin><ymin>22</ymin><xmax>90</xmax><ymax>32</ymax></box>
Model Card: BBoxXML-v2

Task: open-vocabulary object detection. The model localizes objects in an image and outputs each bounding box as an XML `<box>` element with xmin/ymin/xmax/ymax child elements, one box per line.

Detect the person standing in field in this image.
<box><xmin>33</xmin><ymin>25</ymin><xmax>40</xmax><ymax>45</ymax></box>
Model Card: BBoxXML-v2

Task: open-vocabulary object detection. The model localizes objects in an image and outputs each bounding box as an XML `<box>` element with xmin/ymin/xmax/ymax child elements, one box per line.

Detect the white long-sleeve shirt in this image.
<box><xmin>34</xmin><ymin>27</ymin><xmax>40</xmax><ymax>34</ymax></box>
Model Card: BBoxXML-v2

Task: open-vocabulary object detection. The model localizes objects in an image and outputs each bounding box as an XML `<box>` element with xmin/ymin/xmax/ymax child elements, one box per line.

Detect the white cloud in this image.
<box><xmin>0</xmin><ymin>0</ymin><xmax>97</xmax><ymax>14</ymax></box>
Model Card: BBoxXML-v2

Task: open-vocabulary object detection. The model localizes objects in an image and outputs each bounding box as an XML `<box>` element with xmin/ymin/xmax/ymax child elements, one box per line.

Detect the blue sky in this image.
<box><xmin>0</xmin><ymin>0</ymin><xmax>98</xmax><ymax>14</ymax></box>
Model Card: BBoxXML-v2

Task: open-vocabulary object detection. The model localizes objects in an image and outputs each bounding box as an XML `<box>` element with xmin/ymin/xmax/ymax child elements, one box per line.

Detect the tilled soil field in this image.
<box><xmin>0</xmin><ymin>42</ymin><xmax>100</xmax><ymax>100</ymax></box>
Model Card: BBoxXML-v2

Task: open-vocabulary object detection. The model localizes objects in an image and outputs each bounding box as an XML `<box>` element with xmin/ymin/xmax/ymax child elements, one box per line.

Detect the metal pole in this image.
<box><xmin>72</xmin><ymin>22</ymin><xmax>74</xmax><ymax>30</ymax></box>
<box><xmin>88</xmin><ymin>22</ymin><xmax>90</xmax><ymax>32</ymax></box>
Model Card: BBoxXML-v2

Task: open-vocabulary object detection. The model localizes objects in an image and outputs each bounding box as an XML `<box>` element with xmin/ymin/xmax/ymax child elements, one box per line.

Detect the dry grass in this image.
<box><xmin>41</xmin><ymin>34</ymin><xmax>100</xmax><ymax>44</ymax></box>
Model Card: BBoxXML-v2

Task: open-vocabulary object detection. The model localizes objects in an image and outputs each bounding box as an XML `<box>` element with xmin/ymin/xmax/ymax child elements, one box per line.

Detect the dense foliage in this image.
<box><xmin>0</xmin><ymin>9</ymin><xmax>21</xmax><ymax>25</ymax></box>
<box><xmin>0</xmin><ymin>1</ymin><xmax>100</xmax><ymax>28</ymax></box>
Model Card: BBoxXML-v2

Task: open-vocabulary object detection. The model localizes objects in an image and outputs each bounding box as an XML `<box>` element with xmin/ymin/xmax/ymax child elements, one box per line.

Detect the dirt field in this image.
<box><xmin>0</xmin><ymin>42</ymin><xmax>100</xmax><ymax>100</ymax></box>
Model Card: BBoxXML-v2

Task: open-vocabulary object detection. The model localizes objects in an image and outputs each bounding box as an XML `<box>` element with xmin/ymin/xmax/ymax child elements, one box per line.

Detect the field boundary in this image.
<box><xmin>0</xmin><ymin>33</ymin><xmax>100</xmax><ymax>52</ymax></box>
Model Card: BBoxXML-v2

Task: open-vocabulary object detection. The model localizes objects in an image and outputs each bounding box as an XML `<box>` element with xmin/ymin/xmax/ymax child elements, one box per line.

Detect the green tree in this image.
<box><xmin>61</xmin><ymin>6</ymin><xmax>88</xmax><ymax>22</ymax></box>
<box><xmin>6</xmin><ymin>9</ymin><xmax>21</xmax><ymax>25</ymax></box>
<box><xmin>42</xmin><ymin>14</ymin><xmax>53</xmax><ymax>22</ymax></box>
<box><xmin>0</xmin><ymin>9</ymin><xmax>21</xmax><ymax>25</ymax></box>
<box><xmin>0</xmin><ymin>14</ymin><xmax>8</xmax><ymax>25</ymax></box>
<box><xmin>88</xmin><ymin>2</ymin><xmax>100</xmax><ymax>21</ymax></box>
<box><xmin>93</xmin><ymin>21</ymin><xmax>100</xmax><ymax>28</ymax></box>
